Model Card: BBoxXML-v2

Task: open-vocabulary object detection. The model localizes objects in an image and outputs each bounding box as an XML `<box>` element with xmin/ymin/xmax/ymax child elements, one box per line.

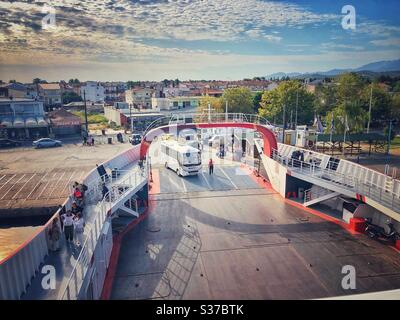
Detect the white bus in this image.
<box><xmin>161</xmin><ymin>140</ymin><xmax>202</xmax><ymax>176</ymax></box>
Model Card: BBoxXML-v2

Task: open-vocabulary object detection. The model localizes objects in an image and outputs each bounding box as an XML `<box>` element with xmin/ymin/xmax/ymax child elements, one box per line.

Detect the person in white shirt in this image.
<box><xmin>61</xmin><ymin>211</ymin><xmax>74</xmax><ymax>243</ymax></box>
<box><xmin>73</xmin><ymin>213</ymin><xmax>85</xmax><ymax>247</ymax></box>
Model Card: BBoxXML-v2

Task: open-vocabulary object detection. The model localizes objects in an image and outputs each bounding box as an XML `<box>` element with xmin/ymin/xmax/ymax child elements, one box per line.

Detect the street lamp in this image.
<box><xmin>367</xmin><ymin>85</ymin><xmax>373</xmax><ymax>134</ymax></box>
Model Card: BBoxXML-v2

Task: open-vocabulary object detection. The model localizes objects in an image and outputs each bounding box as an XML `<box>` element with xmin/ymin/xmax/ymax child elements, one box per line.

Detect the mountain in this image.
<box><xmin>267</xmin><ymin>72</ymin><xmax>302</xmax><ymax>79</ymax></box>
<box><xmin>266</xmin><ymin>59</ymin><xmax>400</xmax><ymax>79</ymax></box>
<box><xmin>355</xmin><ymin>59</ymin><xmax>400</xmax><ymax>72</ymax></box>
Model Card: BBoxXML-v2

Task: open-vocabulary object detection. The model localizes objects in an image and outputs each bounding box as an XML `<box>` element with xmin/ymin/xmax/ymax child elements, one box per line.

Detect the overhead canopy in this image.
<box><xmin>317</xmin><ymin>133</ymin><xmax>387</xmax><ymax>142</ymax></box>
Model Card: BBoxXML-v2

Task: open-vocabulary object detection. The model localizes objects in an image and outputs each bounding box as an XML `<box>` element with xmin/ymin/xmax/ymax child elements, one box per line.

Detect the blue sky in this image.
<box><xmin>0</xmin><ymin>0</ymin><xmax>399</xmax><ymax>81</ymax></box>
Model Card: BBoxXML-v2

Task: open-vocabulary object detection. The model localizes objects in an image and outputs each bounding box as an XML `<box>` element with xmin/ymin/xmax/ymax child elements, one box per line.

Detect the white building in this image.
<box><xmin>151</xmin><ymin>96</ymin><xmax>201</xmax><ymax>111</ymax></box>
<box><xmin>80</xmin><ymin>81</ymin><xmax>105</xmax><ymax>103</ymax></box>
<box><xmin>125</xmin><ymin>88</ymin><xmax>153</xmax><ymax>109</ymax></box>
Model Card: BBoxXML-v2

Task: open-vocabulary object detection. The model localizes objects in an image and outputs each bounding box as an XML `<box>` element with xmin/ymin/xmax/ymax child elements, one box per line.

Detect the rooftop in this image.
<box><xmin>0</xmin><ymin>98</ymin><xmax>39</xmax><ymax>103</ymax></box>
<box><xmin>39</xmin><ymin>83</ymin><xmax>61</xmax><ymax>90</ymax></box>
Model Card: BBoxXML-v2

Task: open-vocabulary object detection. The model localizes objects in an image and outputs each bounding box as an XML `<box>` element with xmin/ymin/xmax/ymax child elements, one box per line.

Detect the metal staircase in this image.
<box><xmin>271</xmin><ymin>149</ymin><xmax>400</xmax><ymax>215</ymax></box>
<box><xmin>303</xmin><ymin>186</ymin><xmax>340</xmax><ymax>207</ymax></box>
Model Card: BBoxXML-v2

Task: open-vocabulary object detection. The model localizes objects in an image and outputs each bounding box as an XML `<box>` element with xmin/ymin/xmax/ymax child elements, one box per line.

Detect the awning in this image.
<box><xmin>25</xmin><ymin>118</ymin><xmax>38</xmax><ymax>127</ymax></box>
<box><xmin>13</xmin><ymin>118</ymin><xmax>24</xmax><ymax>128</ymax></box>
<box><xmin>36</xmin><ymin>117</ymin><xmax>48</xmax><ymax>126</ymax></box>
<box><xmin>1</xmin><ymin>119</ymin><xmax>12</xmax><ymax>127</ymax></box>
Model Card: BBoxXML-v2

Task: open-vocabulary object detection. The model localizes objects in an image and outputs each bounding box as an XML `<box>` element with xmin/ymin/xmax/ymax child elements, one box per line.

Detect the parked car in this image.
<box><xmin>33</xmin><ymin>138</ymin><xmax>62</xmax><ymax>149</ymax></box>
<box><xmin>0</xmin><ymin>139</ymin><xmax>22</xmax><ymax>149</ymax></box>
<box><xmin>129</xmin><ymin>134</ymin><xmax>142</xmax><ymax>146</ymax></box>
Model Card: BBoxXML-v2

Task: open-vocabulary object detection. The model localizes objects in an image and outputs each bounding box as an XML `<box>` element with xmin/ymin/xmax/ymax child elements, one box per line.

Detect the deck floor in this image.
<box><xmin>110</xmin><ymin>163</ymin><xmax>400</xmax><ymax>300</ymax></box>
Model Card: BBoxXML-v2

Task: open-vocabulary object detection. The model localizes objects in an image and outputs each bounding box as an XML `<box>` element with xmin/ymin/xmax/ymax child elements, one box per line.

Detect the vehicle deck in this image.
<box><xmin>110</xmin><ymin>163</ymin><xmax>400</xmax><ymax>300</ymax></box>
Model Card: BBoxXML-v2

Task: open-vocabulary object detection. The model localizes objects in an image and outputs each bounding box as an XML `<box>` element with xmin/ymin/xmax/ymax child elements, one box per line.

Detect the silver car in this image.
<box><xmin>33</xmin><ymin>138</ymin><xmax>62</xmax><ymax>149</ymax></box>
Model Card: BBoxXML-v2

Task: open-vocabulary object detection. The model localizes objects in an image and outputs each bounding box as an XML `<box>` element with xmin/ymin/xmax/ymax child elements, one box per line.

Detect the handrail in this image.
<box><xmin>272</xmin><ymin>149</ymin><xmax>400</xmax><ymax>212</ymax></box>
<box><xmin>0</xmin><ymin>145</ymin><xmax>142</xmax><ymax>300</ymax></box>
<box><xmin>143</xmin><ymin>112</ymin><xmax>273</xmax><ymax>138</ymax></box>
<box><xmin>59</xmin><ymin>166</ymin><xmax>148</xmax><ymax>300</ymax></box>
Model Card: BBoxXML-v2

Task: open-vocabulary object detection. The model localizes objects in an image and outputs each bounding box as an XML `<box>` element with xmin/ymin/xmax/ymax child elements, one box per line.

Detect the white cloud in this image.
<box><xmin>321</xmin><ymin>42</ymin><xmax>364</xmax><ymax>51</ymax></box>
<box><xmin>370</xmin><ymin>38</ymin><xmax>400</xmax><ymax>47</ymax></box>
<box><xmin>0</xmin><ymin>0</ymin><xmax>399</xmax><ymax>81</ymax></box>
<box><xmin>264</xmin><ymin>35</ymin><xmax>282</xmax><ymax>42</ymax></box>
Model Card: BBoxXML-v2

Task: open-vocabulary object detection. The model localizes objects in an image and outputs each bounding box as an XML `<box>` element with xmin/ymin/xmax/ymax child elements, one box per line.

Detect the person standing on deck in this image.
<box><xmin>73</xmin><ymin>213</ymin><xmax>85</xmax><ymax>247</ymax></box>
<box><xmin>49</xmin><ymin>218</ymin><xmax>61</xmax><ymax>251</ymax></box>
<box><xmin>102</xmin><ymin>183</ymin><xmax>109</xmax><ymax>201</ymax></box>
<box><xmin>208</xmin><ymin>158</ymin><xmax>214</xmax><ymax>175</ymax></box>
<box><xmin>62</xmin><ymin>211</ymin><xmax>74</xmax><ymax>244</ymax></box>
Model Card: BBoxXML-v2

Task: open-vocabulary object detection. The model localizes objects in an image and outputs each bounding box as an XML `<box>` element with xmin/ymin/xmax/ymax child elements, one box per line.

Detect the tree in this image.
<box><xmin>222</xmin><ymin>87</ymin><xmax>254</xmax><ymax>114</ymax></box>
<box><xmin>198</xmin><ymin>96</ymin><xmax>224</xmax><ymax>114</ymax></box>
<box><xmin>127</xmin><ymin>81</ymin><xmax>139</xmax><ymax>89</ymax></box>
<box><xmin>314</xmin><ymin>85</ymin><xmax>337</xmax><ymax>116</ymax></box>
<box><xmin>62</xmin><ymin>92</ymin><xmax>83</xmax><ymax>104</ymax></box>
<box><xmin>361</xmin><ymin>83</ymin><xmax>392</xmax><ymax>124</ymax></box>
<box><xmin>330</xmin><ymin>73</ymin><xmax>368</xmax><ymax>133</ymax></box>
<box><xmin>68</xmin><ymin>78</ymin><xmax>80</xmax><ymax>84</ymax></box>
<box><xmin>259</xmin><ymin>80</ymin><xmax>314</xmax><ymax>126</ymax></box>
<box><xmin>391</xmin><ymin>92</ymin><xmax>400</xmax><ymax>121</ymax></box>
<box><xmin>393</xmin><ymin>81</ymin><xmax>400</xmax><ymax>93</ymax></box>
<box><xmin>252</xmin><ymin>92</ymin><xmax>263</xmax><ymax>114</ymax></box>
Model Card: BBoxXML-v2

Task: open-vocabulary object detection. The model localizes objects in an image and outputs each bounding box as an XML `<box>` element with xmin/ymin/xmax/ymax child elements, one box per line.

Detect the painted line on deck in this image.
<box><xmin>1</xmin><ymin>174</ymin><xmax>26</xmax><ymax>200</ymax></box>
<box><xmin>0</xmin><ymin>174</ymin><xmax>16</xmax><ymax>192</ymax></box>
<box><xmin>35</xmin><ymin>172</ymin><xmax>58</xmax><ymax>200</ymax></box>
<box><xmin>0</xmin><ymin>175</ymin><xmax>8</xmax><ymax>184</ymax></box>
<box><xmin>23</xmin><ymin>170</ymin><xmax>49</xmax><ymax>202</ymax></box>
<box><xmin>11</xmin><ymin>173</ymin><xmax>37</xmax><ymax>200</ymax></box>
<box><xmin>218</xmin><ymin>167</ymin><xmax>238</xmax><ymax>190</ymax></box>
<box><xmin>181</xmin><ymin>176</ymin><xmax>187</xmax><ymax>193</ymax></box>
<box><xmin>165</xmin><ymin>170</ymin><xmax>184</xmax><ymax>192</ymax></box>
<box><xmin>60</xmin><ymin>170</ymin><xmax>77</xmax><ymax>194</ymax></box>
<box><xmin>47</xmin><ymin>171</ymin><xmax>66</xmax><ymax>199</ymax></box>
<box><xmin>200</xmin><ymin>170</ymin><xmax>213</xmax><ymax>190</ymax></box>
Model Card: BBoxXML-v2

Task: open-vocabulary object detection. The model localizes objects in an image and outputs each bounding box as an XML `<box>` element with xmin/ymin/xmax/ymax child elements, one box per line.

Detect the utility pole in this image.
<box><xmin>282</xmin><ymin>104</ymin><xmax>286</xmax><ymax>144</ymax></box>
<box><xmin>343</xmin><ymin>115</ymin><xmax>348</xmax><ymax>156</ymax></box>
<box><xmin>83</xmin><ymin>90</ymin><xmax>88</xmax><ymax>133</ymax></box>
<box><xmin>290</xmin><ymin>109</ymin><xmax>293</xmax><ymax>130</ymax></box>
<box><xmin>387</xmin><ymin>119</ymin><xmax>393</xmax><ymax>156</ymax></box>
<box><xmin>129</xmin><ymin>103</ymin><xmax>133</xmax><ymax>133</ymax></box>
<box><xmin>295</xmin><ymin>89</ymin><xmax>299</xmax><ymax>129</ymax></box>
<box><xmin>225</xmin><ymin>100</ymin><xmax>228</xmax><ymax>122</ymax></box>
<box><xmin>367</xmin><ymin>85</ymin><xmax>373</xmax><ymax>134</ymax></box>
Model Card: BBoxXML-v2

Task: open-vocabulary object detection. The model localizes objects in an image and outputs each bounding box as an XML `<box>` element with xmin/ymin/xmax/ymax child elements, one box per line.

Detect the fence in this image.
<box><xmin>0</xmin><ymin>145</ymin><xmax>141</xmax><ymax>300</ymax></box>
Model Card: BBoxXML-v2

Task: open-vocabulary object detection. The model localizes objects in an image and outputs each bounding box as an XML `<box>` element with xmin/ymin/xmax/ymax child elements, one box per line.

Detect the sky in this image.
<box><xmin>0</xmin><ymin>0</ymin><xmax>400</xmax><ymax>82</ymax></box>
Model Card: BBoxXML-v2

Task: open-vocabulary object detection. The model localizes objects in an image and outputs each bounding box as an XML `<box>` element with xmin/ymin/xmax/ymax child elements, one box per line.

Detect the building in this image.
<box><xmin>80</xmin><ymin>81</ymin><xmax>105</xmax><ymax>103</ymax></box>
<box><xmin>125</xmin><ymin>88</ymin><xmax>154</xmax><ymax>109</ymax></box>
<box><xmin>103</xmin><ymin>82</ymin><xmax>126</xmax><ymax>102</ymax></box>
<box><xmin>63</xmin><ymin>101</ymin><xmax>104</xmax><ymax>113</ymax></box>
<box><xmin>305</xmin><ymin>79</ymin><xmax>324</xmax><ymax>93</ymax></box>
<box><xmin>104</xmin><ymin>105</ymin><xmax>163</xmax><ymax>132</ymax></box>
<box><xmin>0</xmin><ymin>83</ymin><xmax>32</xmax><ymax>99</ymax></box>
<box><xmin>0</xmin><ymin>98</ymin><xmax>49</xmax><ymax>139</ymax></box>
<box><xmin>48</xmin><ymin>109</ymin><xmax>82</xmax><ymax>136</ymax></box>
<box><xmin>39</xmin><ymin>83</ymin><xmax>62</xmax><ymax>109</ymax></box>
<box><xmin>114</xmin><ymin>102</ymin><xmax>129</xmax><ymax>109</ymax></box>
<box><xmin>151</xmin><ymin>96</ymin><xmax>201</xmax><ymax>111</ymax></box>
